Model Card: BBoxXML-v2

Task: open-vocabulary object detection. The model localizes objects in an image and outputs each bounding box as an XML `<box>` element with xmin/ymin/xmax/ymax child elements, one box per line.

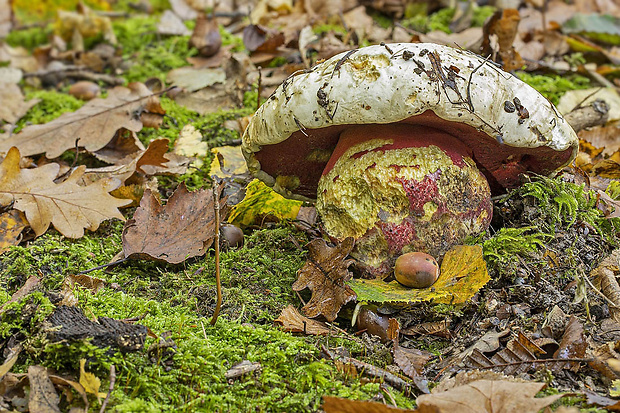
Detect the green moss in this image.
<box><xmin>12</xmin><ymin>90</ymin><xmax>83</xmax><ymax>132</ymax></box>
<box><xmin>5</xmin><ymin>26</ymin><xmax>53</xmax><ymax>50</ymax></box>
<box><xmin>313</xmin><ymin>24</ymin><xmax>347</xmax><ymax>36</ymax></box>
<box><xmin>429</xmin><ymin>8</ymin><xmax>456</xmax><ymax>33</ymax></box>
<box><xmin>483</xmin><ymin>227</ymin><xmax>550</xmax><ymax>268</ymax></box>
<box><xmin>1</xmin><ymin>224</ymin><xmax>414</xmax><ymax>412</ymax></box>
<box><xmin>472</xmin><ymin>5</ymin><xmax>496</xmax><ymax>27</ymax></box>
<box><xmin>220</xmin><ymin>27</ymin><xmax>245</xmax><ymax>52</ymax></box>
<box><xmin>516</xmin><ymin>72</ymin><xmax>591</xmax><ymax>105</ymax></box>
<box><xmin>0</xmin><ymin>292</ymin><xmax>54</xmax><ymax>339</ymax></box>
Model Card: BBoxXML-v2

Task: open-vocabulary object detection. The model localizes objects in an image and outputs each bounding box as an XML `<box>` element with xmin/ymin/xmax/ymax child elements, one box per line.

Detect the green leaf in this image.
<box><xmin>348</xmin><ymin>245</ymin><xmax>490</xmax><ymax>305</ymax></box>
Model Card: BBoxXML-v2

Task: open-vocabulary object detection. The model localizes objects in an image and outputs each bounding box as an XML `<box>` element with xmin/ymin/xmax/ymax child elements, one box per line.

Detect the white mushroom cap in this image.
<box><xmin>242</xmin><ymin>42</ymin><xmax>579</xmax><ymax>201</ymax></box>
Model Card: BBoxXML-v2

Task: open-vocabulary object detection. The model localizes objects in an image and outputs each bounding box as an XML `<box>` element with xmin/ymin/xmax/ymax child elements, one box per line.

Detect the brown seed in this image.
<box><xmin>356</xmin><ymin>306</ymin><xmax>390</xmax><ymax>342</ymax></box>
<box><xmin>220</xmin><ymin>224</ymin><xmax>244</xmax><ymax>248</ymax></box>
<box><xmin>68</xmin><ymin>81</ymin><xmax>100</xmax><ymax>101</ymax></box>
<box><xmin>394</xmin><ymin>252</ymin><xmax>440</xmax><ymax>288</ymax></box>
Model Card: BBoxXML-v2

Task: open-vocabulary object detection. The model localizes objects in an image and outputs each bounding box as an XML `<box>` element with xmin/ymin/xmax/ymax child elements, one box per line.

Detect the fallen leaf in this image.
<box><xmin>158</xmin><ymin>10</ymin><xmax>191</xmax><ymax>36</ymax></box>
<box><xmin>228</xmin><ymin>179</ymin><xmax>302</xmax><ymax>227</ymax></box>
<box><xmin>0</xmin><ymin>210</ymin><xmax>28</xmax><ymax>253</ymax></box>
<box><xmin>209</xmin><ymin>145</ymin><xmax>249</xmax><ymax>179</ymax></box>
<box><xmin>79</xmin><ymin>359</ymin><xmax>106</xmax><ymax>401</ymax></box>
<box><xmin>393</xmin><ymin>346</ymin><xmax>432</xmax><ymax>379</ymax></box>
<box><xmin>416</xmin><ymin>379</ymin><xmax>564</xmax><ymax>413</ymax></box>
<box><xmin>591</xmin><ymin>249</ymin><xmax>620</xmax><ymax>322</ymax></box>
<box><xmin>481</xmin><ymin>9</ymin><xmax>524</xmax><ymax>71</ymax></box>
<box><xmin>553</xmin><ymin>316</ymin><xmax>587</xmax><ymax>371</ymax></box>
<box><xmin>167</xmin><ymin>67</ymin><xmax>226</xmax><ymax>92</ymax></box>
<box><xmin>348</xmin><ymin>245</ymin><xmax>490</xmax><ymax>305</ymax></box>
<box><xmin>0</xmin><ymin>147</ymin><xmax>130</xmax><ymax>238</ymax></box>
<box><xmin>563</xmin><ymin>13</ymin><xmax>620</xmax><ymax>45</ymax></box>
<box><xmin>55</xmin><ymin>5</ymin><xmax>116</xmax><ymax>47</ymax></box>
<box><xmin>93</xmin><ymin>129</ymin><xmax>146</xmax><ymax>165</ymax></box>
<box><xmin>0</xmin><ymin>83</ymin><xmax>161</xmax><ymax>158</ymax></box>
<box><xmin>47</xmin><ymin>375</ymin><xmax>89</xmax><ymax>412</ymax></box>
<box><xmin>0</xmin><ymin>275</ymin><xmax>40</xmax><ymax>314</ymax></box>
<box><xmin>323</xmin><ymin>396</ymin><xmax>416</xmax><ymax>412</ymax></box>
<box><xmin>122</xmin><ymin>183</ymin><xmax>226</xmax><ymax>264</ymax></box>
<box><xmin>558</xmin><ymin>88</ymin><xmax>620</xmax><ymax>122</ymax></box>
<box><xmin>243</xmin><ymin>24</ymin><xmax>285</xmax><ymax>53</ymax></box>
<box><xmin>584</xmin><ymin>391</ymin><xmax>620</xmax><ymax>411</ymax></box>
<box><xmin>0</xmin><ymin>0</ymin><xmax>11</xmax><ymax>37</ymax></box>
<box><xmin>292</xmin><ymin>238</ymin><xmax>356</xmax><ymax>322</ymax></box>
<box><xmin>28</xmin><ymin>365</ymin><xmax>61</xmax><ymax>413</ymax></box>
<box><xmin>274</xmin><ymin>305</ymin><xmax>332</xmax><ymax>335</ymax></box>
<box><xmin>0</xmin><ymin>83</ymin><xmax>40</xmax><ymax>124</ymax></box>
<box><xmin>225</xmin><ymin>360</ymin><xmax>262</xmax><ymax>380</ymax></box>
<box><xmin>0</xmin><ymin>346</ymin><xmax>21</xmax><ymax>380</ymax></box>
<box><xmin>174</xmin><ymin>124</ymin><xmax>208</xmax><ymax>167</ymax></box>
<box><xmin>189</xmin><ymin>13</ymin><xmax>221</xmax><ymax>57</ymax></box>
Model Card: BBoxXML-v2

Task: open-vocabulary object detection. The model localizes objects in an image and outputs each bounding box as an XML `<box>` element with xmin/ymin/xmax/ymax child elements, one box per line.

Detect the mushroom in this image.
<box><xmin>241</xmin><ymin>43</ymin><xmax>578</xmax><ymax>275</ymax></box>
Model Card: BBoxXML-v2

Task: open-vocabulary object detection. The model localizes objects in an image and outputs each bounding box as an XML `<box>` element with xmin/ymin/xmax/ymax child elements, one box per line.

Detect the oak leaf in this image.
<box><xmin>415</xmin><ymin>379</ymin><xmax>564</xmax><ymax>413</ymax></box>
<box><xmin>0</xmin><ymin>83</ymin><xmax>162</xmax><ymax>158</ymax></box>
<box><xmin>0</xmin><ymin>82</ymin><xmax>39</xmax><ymax>124</ymax></box>
<box><xmin>0</xmin><ymin>147</ymin><xmax>129</xmax><ymax>238</ymax></box>
<box><xmin>122</xmin><ymin>183</ymin><xmax>227</xmax><ymax>264</ymax></box>
<box><xmin>292</xmin><ymin>238</ymin><xmax>356</xmax><ymax>322</ymax></box>
<box><xmin>0</xmin><ymin>210</ymin><xmax>28</xmax><ymax>253</ymax></box>
<box><xmin>274</xmin><ymin>305</ymin><xmax>331</xmax><ymax>335</ymax></box>
<box><xmin>28</xmin><ymin>366</ymin><xmax>61</xmax><ymax>413</ymax></box>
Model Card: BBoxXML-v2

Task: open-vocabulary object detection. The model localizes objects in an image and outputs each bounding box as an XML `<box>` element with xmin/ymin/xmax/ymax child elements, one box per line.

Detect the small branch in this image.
<box><xmin>99</xmin><ymin>364</ymin><xmax>115</xmax><ymax>413</ymax></box>
<box><xmin>77</xmin><ymin>257</ymin><xmax>129</xmax><ymax>275</ymax></box>
<box><xmin>256</xmin><ymin>67</ymin><xmax>262</xmax><ymax>112</ymax></box>
<box><xmin>210</xmin><ymin>184</ymin><xmax>222</xmax><ymax>326</ymax></box>
<box><xmin>564</xmin><ymin>99</ymin><xmax>609</xmax><ymax>132</ymax></box>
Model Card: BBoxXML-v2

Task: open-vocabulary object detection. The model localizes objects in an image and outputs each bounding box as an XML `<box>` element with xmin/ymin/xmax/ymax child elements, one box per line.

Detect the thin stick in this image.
<box><xmin>77</xmin><ymin>257</ymin><xmax>129</xmax><ymax>275</ymax></box>
<box><xmin>256</xmin><ymin>67</ymin><xmax>262</xmax><ymax>112</ymax></box>
<box><xmin>99</xmin><ymin>364</ymin><xmax>115</xmax><ymax>413</ymax></box>
<box><xmin>210</xmin><ymin>185</ymin><xmax>222</xmax><ymax>325</ymax></box>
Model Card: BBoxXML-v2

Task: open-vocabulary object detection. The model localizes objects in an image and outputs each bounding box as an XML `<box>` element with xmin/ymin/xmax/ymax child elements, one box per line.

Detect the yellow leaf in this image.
<box><xmin>0</xmin><ymin>210</ymin><xmax>28</xmax><ymax>253</ymax></box>
<box><xmin>79</xmin><ymin>359</ymin><xmax>106</xmax><ymax>400</ymax></box>
<box><xmin>228</xmin><ymin>179</ymin><xmax>302</xmax><ymax>227</ymax></box>
<box><xmin>209</xmin><ymin>145</ymin><xmax>249</xmax><ymax>179</ymax></box>
<box><xmin>174</xmin><ymin>125</ymin><xmax>208</xmax><ymax>168</ymax></box>
<box><xmin>348</xmin><ymin>245</ymin><xmax>490</xmax><ymax>305</ymax></box>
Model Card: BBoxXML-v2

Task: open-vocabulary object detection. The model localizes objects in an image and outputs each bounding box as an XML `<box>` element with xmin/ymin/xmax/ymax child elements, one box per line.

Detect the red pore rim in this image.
<box><xmin>252</xmin><ymin>111</ymin><xmax>575</xmax><ymax>199</ymax></box>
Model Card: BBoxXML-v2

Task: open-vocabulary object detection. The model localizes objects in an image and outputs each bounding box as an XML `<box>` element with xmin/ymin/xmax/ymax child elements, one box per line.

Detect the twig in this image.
<box><xmin>77</xmin><ymin>257</ymin><xmax>129</xmax><ymax>275</ymax></box>
<box><xmin>256</xmin><ymin>67</ymin><xmax>262</xmax><ymax>112</ymax></box>
<box><xmin>210</xmin><ymin>184</ymin><xmax>222</xmax><ymax>325</ymax></box>
<box><xmin>99</xmin><ymin>364</ymin><xmax>115</xmax><ymax>413</ymax></box>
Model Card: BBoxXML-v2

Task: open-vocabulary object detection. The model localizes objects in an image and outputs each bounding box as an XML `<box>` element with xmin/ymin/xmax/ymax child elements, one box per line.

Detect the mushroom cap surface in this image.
<box><xmin>242</xmin><ymin>42</ymin><xmax>579</xmax><ymax>201</ymax></box>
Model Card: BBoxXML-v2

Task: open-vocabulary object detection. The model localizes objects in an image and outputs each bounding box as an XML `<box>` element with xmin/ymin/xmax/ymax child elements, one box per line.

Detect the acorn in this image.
<box><xmin>394</xmin><ymin>252</ymin><xmax>440</xmax><ymax>289</ymax></box>
<box><xmin>68</xmin><ymin>81</ymin><xmax>100</xmax><ymax>101</ymax></box>
<box><xmin>220</xmin><ymin>224</ymin><xmax>244</xmax><ymax>248</ymax></box>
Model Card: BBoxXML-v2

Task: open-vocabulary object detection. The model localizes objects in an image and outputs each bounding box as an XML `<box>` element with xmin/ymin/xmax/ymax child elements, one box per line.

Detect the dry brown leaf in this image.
<box><xmin>93</xmin><ymin>129</ymin><xmax>145</xmax><ymax>164</ymax></box>
<box><xmin>83</xmin><ymin>138</ymin><xmax>170</xmax><ymax>186</ymax></box>
<box><xmin>481</xmin><ymin>9</ymin><xmax>524</xmax><ymax>71</ymax></box>
<box><xmin>0</xmin><ymin>83</ymin><xmax>40</xmax><ymax>124</ymax></box>
<box><xmin>0</xmin><ymin>210</ymin><xmax>28</xmax><ymax>253</ymax></box>
<box><xmin>584</xmin><ymin>392</ymin><xmax>620</xmax><ymax>411</ymax></box>
<box><xmin>322</xmin><ymin>396</ymin><xmax>416</xmax><ymax>413</ymax></box>
<box><xmin>243</xmin><ymin>25</ymin><xmax>285</xmax><ymax>53</ymax></box>
<box><xmin>0</xmin><ymin>0</ymin><xmax>11</xmax><ymax>37</ymax></box>
<box><xmin>189</xmin><ymin>13</ymin><xmax>221</xmax><ymax>58</ymax></box>
<box><xmin>416</xmin><ymin>379</ymin><xmax>564</xmax><ymax>413</ymax></box>
<box><xmin>27</xmin><ymin>366</ymin><xmax>61</xmax><ymax>413</ymax></box>
<box><xmin>0</xmin><ymin>275</ymin><xmax>40</xmax><ymax>315</ymax></box>
<box><xmin>393</xmin><ymin>346</ymin><xmax>432</xmax><ymax>379</ymax></box>
<box><xmin>292</xmin><ymin>238</ymin><xmax>356</xmax><ymax>322</ymax></box>
<box><xmin>0</xmin><ymin>147</ymin><xmax>129</xmax><ymax>238</ymax></box>
<box><xmin>553</xmin><ymin>316</ymin><xmax>587</xmax><ymax>371</ymax></box>
<box><xmin>122</xmin><ymin>183</ymin><xmax>227</xmax><ymax>264</ymax></box>
<box><xmin>274</xmin><ymin>305</ymin><xmax>331</xmax><ymax>335</ymax></box>
<box><xmin>158</xmin><ymin>10</ymin><xmax>191</xmax><ymax>36</ymax></box>
<box><xmin>0</xmin><ymin>83</ymin><xmax>161</xmax><ymax>158</ymax></box>
<box><xmin>401</xmin><ymin>319</ymin><xmax>451</xmax><ymax>339</ymax></box>
<box><xmin>591</xmin><ymin>249</ymin><xmax>620</xmax><ymax>322</ymax></box>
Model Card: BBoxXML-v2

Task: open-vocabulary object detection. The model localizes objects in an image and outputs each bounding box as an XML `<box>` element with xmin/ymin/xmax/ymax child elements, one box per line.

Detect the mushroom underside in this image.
<box><xmin>252</xmin><ymin>111</ymin><xmax>575</xmax><ymax>200</ymax></box>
